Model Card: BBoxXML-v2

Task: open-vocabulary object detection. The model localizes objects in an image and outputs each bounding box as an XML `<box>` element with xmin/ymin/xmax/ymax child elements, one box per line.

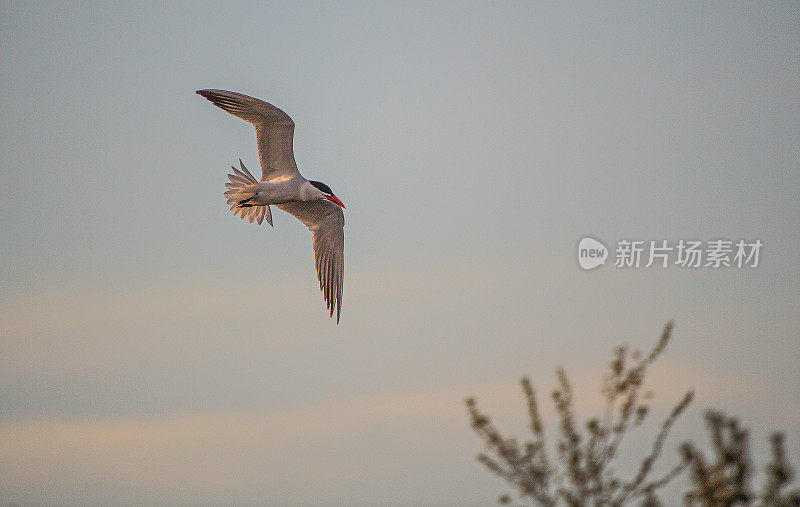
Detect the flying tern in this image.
<box><xmin>197</xmin><ymin>89</ymin><xmax>346</xmax><ymax>323</ymax></box>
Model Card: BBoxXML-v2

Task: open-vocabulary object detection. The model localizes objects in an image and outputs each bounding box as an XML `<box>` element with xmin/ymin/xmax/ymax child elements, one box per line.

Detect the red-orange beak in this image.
<box><xmin>324</xmin><ymin>194</ymin><xmax>346</xmax><ymax>208</ymax></box>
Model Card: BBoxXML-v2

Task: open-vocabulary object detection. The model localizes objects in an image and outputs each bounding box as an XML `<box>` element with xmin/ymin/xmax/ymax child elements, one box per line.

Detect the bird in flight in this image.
<box><xmin>197</xmin><ymin>89</ymin><xmax>346</xmax><ymax>323</ymax></box>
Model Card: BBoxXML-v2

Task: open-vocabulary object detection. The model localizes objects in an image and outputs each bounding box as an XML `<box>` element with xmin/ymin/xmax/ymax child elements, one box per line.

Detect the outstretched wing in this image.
<box><xmin>275</xmin><ymin>201</ymin><xmax>345</xmax><ymax>323</ymax></box>
<box><xmin>197</xmin><ymin>89</ymin><xmax>298</xmax><ymax>181</ymax></box>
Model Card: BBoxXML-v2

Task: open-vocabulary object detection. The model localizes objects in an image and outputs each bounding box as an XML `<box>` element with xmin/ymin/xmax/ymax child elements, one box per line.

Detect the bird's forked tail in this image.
<box><xmin>224</xmin><ymin>159</ymin><xmax>273</xmax><ymax>226</ymax></box>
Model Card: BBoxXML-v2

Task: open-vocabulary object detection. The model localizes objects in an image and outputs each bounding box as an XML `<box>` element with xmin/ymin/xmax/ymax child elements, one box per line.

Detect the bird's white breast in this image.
<box><xmin>251</xmin><ymin>176</ymin><xmax>310</xmax><ymax>205</ymax></box>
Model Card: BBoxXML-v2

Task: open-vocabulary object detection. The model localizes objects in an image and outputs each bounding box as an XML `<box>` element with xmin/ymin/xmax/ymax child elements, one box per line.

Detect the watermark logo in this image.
<box><xmin>578</xmin><ymin>237</ymin><xmax>609</xmax><ymax>270</ymax></box>
<box><xmin>578</xmin><ymin>237</ymin><xmax>762</xmax><ymax>271</ymax></box>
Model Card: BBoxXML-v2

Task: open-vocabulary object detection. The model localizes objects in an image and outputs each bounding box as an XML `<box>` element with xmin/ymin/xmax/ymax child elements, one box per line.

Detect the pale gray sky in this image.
<box><xmin>1</xmin><ymin>1</ymin><xmax>799</xmax><ymax>505</ymax></box>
